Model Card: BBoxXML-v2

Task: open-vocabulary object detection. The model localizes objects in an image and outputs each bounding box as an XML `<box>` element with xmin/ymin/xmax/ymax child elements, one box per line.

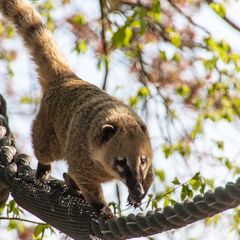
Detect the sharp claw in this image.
<box><xmin>127</xmin><ymin>194</ymin><xmax>142</xmax><ymax>208</ymax></box>
<box><xmin>100</xmin><ymin>206</ymin><xmax>114</xmax><ymax>219</ymax></box>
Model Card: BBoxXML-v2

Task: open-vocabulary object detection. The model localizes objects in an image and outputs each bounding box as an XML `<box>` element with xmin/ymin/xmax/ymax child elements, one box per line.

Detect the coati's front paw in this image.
<box><xmin>127</xmin><ymin>194</ymin><xmax>142</xmax><ymax>208</ymax></box>
<box><xmin>99</xmin><ymin>206</ymin><xmax>114</xmax><ymax>219</ymax></box>
<box><xmin>92</xmin><ymin>203</ymin><xmax>114</xmax><ymax>219</ymax></box>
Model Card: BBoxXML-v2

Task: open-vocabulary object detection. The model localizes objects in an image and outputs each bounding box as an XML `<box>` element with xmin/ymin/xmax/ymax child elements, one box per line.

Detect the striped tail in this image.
<box><xmin>0</xmin><ymin>0</ymin><xmax>75</xmax><ymax>92</ymax></box>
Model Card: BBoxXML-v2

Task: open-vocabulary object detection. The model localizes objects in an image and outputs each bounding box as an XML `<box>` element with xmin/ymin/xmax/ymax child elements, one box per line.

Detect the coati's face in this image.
<box><xmin>92</xmin><ymin>118</ymin><xmax>153</xmax><ymax>206</ymax></box>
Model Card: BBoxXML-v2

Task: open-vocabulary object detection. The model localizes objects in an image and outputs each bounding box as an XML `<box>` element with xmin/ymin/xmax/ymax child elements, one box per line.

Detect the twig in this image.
<box><xmin>0</xmin><ymin>217</ymin><xmax>48</xmax><ymax>225</ymax></box>
<box><xmin>222</xmin><ymin>16</ymin><xmax>240</xmax><ymax>33</ymax></box>
<box><xmin>167</xmin><ymin>0</ymin><xmax>211</xmax><ymax>36</ymax></box>
<box><xmin>120</xmin><ymin>0</ymin><xmax>151</xmax><ymax>9</ymax></box>
<box><xmin>99</xmin><ymin>0</ymin><xmax>109</xmax><ymax>91</ymax></box>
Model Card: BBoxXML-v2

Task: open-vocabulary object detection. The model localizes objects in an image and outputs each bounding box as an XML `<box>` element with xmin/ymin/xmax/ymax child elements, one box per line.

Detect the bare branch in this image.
<box><xmin>167</xmin><ymin>0</ymin><xmax>211</xmax><ymax>36</ymax></box>
<box><xmin>221</xmin><ymin>16</ymin><xmax>240</xmax><ymax>33</ymax></box>
<box><xmin>0</xmin><ymin>217</ymin><xmax>47</xmax><ymax>225</ymax></box>
<box><xmin>99</xmin><ymin>0</ymin><xmax>109</xmax><ymax>91</ymax></box>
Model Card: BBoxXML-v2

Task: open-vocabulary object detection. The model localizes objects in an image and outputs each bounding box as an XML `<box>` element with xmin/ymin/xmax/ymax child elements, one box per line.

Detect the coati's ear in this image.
<box><xmin>101</xmin><ymin>124</ymin><xmax>116</xmax><ymax>143</ymax></box>
<box><xmin>140</xmin><ymin>123</ymin><xmax>147</xmax><ymax>132</ymax></box>
<box><xmin>137</xmin><ymin>120</ymin><xmax>147</xmax><ymax>133</ymax></box>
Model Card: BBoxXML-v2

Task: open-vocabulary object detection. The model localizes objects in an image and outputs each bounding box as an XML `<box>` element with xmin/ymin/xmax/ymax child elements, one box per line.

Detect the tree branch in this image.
<box><xmin>0</xmin><ymin>217</ymin><xmax>47</xmax><ymax>225</ymax></box>
<box><xmin>167</xmin><ymin>0</ymin><xmax>211</xmax><ymax>36</ymax></box>
<box><xmin>99</xmin><ymin>0</ymin><xmax>109</xmax><ymax>91</ymax></box>
<box><xmin>221</xmin><ymin>16</ymin><xmax>240</xmax><ymax>33</ymax></box>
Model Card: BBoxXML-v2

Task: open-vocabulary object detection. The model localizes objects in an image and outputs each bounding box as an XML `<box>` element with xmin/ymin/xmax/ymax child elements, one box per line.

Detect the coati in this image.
<box><xmin>0</xmin><ymin>0</ymin><xmax>153</xmax><ymax>216</ymax></box>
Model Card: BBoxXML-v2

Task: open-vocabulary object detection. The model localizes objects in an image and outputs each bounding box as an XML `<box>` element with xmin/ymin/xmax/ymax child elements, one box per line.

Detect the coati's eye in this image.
<box><xmin>140</xmin><ymin>156</ymin><xmax>147</xmax><ymax>165</ymax></box>
<box><xmin>116</xmin><ymin>157</ymin><xmax>127</xmax><ymax>167</ymax></box>
<box><xmin>101</xmin><ymin>124</ymin><xmax>117</xmax><ymax>143</ymax></box>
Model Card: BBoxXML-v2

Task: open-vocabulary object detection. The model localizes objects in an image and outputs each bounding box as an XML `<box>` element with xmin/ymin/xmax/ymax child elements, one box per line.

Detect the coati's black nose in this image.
<box><xmin>132</xmin><ymin>183</ymin><xmax>145</xmax><ymax>198</ymax></box>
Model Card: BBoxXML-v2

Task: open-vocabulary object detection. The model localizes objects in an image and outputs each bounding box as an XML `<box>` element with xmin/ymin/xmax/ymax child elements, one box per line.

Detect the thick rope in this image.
<box><xmin>0</xmin><ymin>94</ymin><xmax>240</xmax><ymax>240</ymax></box>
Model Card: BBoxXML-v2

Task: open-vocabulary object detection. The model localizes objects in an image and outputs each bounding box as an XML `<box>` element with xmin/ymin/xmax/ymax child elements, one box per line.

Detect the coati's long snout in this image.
<box><xmin>111</xmin><ymin>154</ymin><xmax>148</xmax><ymax>205</ymax></box>
<box><xmin>126</xmin><ymin>178</ymin><xmax>146</xmax><ymax>208</ymax></box>
<box><xmin>125</xmin><ymin>170</ymin><xmax>145</xmax><ymax>198</ymax></box>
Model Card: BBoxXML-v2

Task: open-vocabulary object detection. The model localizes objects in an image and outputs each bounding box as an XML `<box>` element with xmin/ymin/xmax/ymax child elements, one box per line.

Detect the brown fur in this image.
<box><xmin>0</xmin><ymin>0</ymin><xmax>153</xmax><ymax>212</ymax></box>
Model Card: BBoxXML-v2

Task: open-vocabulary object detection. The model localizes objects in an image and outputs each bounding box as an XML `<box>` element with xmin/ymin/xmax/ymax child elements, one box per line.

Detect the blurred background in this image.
<box><xmin>1</xmin><ymin>0</ymin><xmax>240</xmax><ymax>239</ymax></box>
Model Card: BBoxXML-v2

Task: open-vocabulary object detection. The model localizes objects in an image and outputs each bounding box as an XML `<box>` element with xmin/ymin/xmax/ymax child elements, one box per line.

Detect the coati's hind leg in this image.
<box><xmin>32</xmin><ymin>111</ymin><xmax>62</xmax><ymax>181</ymax></box>
<box><xmin>63</xmin><ymin>172</ymin><xmax>83</xmax><ymax>198</ymax></box>
<box><xmin>36</xmin><ymin>162</ymin><xmax>51</xmax><ymax>180</ymax></box>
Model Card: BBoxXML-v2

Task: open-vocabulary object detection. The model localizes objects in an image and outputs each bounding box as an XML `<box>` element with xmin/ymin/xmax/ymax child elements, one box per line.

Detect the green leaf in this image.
<box><xmin>152</xmin><ymin>200</ymin><xmax>158</xmax><ymax>209</ymax></box>
<box><xmin>138</xmin><ymin>87</ymin><xmax>150</xmax><ymax>97</ymax></box>
<box><xmin>152</xmin><ymin>0</ymin><xmax>160</xmax><ymax>13</ymax></box>
<box><xmin>215</xmin><ymin>140</ymin><xmax>224</xmax><ymax>150</ymax></box>
<box><xmin>7</xmin><ymin>220</ymin><xmax>17</xmax><ymax>231</ymax></box>
<box><xmin>205</xmin><ymin>178</ymin><xmax>215</xmax><ymax>189</ymax></box>
<box><xmin>176</xmin><ymin>142</ymin><xmax>191</xmax><ymax>157</ymax></box>
<box><xmin>166</xmin><ymin>28</ymin><xmax>181</xmax><ymax>47</ymax></box>
<box><xmin>129</xmin><ymin>96</ymin><xmax>138</xmax><ymax>108</ymax></box>
<box><xmin>203</xmin><ymin>57</ymin><xmax>217</xmax><ymax>71</ymax></box>
<box><xmin>20</xmin><ymin>96</ymin><xmax>33</xmax><ymax>104</ymax></box>
<box><xmin>7</xmin><ymin>26</ymin><xmax>14</xmax><ymax>38</ymax></box>
<box><xmin>149</xmin><ymin>0</ymin><xmax>161</xmax><ymax>22</ymax></box>
<box><xmin>155</xmin><ymin>169</ymin><xmax>165</xmax><ymax>182</ymax></box>
<box><xmin>136</xmin><ymin>7</ymin><xmax>147</xmax><ymax>35</ymax></box>
<box><xmin>130</xmin><ymin>20</ymin><xmax>140</xmax><ymax>28</ymax></box>
<box><xmin>200</xmin><ymin>182</ymin><xmax>206</xmax><ymax>194</ymax></box>
<box><xmin>181</xmin><ymin>185</ymin><xmax>187</xmax><ymax>201</ymax></box>
<box><xmin>192</xmin><ymin>172</ymin><xmax>200</xmax><ymax>181</ymax></box>
<box><xmin>0</xmin><ymin>22</ymin><xmax>4</xmax><ymax>36</ymax></box>
<box><xmin>191</xmin><ymin>116</ymin><xmax>203</xmax><ymax>139</ymax></box>
<box><xmin>162</xmin><ymin>144</ymin><xmax>173</xmax><ymax>158</ymax></box>
<box><xmin>159</xmin><ymin>51</ymin><xmax>167</xmax><ymax>61</ymax></box>
<box><xmin>42</xmin><ymin>0</ymin><xmax>54</xmax><ymax>10</ymax></box>
<box><xmin>172</xmin><ymin>177</ymin><xmax>180</xmax><ymax>185</ymax></box>
<box><xmin>0</xmin><ymin>204</ymin><xmax>5</xmax><ymax>215</ymax></box>
<box><xmin>112</xmin><ymin>26</ymin><xmax>133</xmax><ymax>48</ymax></box>
<box><xmin>72</xmin><ymin>14</ymin><xmax>85</xmax><ymax>24</ymax></box>
<box><xmin>210</xmin><ymin>3</ymin><xmax>226</xmax><ymax>17</ymax></box>
<box><xmin>34</xmin><ymin>224</ymin><xmax>50</xmax><ymax>238</ymax></box>
<box><xmin>7</xmin><ymin>200</ymin><xmax>16</xmax><ymax>214</ymax></box>
<box><xmin>225</xmin><ymin>159</ymin><xmax>232</xmax><ymax>170</ymax></box>
<box><xmin>170</xmin><ymin>199</ymin><xmax>177</xmax><ymax>205</ymax></box>
<box><xmin>172</xmin><ymin>53</ymin><xmax>180</xmax><ymax>62</ymax></box>
<box><xmin>188</xmin><ymin>189</ymin><xmax>193</xmax><ymax>198</ymax></box>
<box><xmin>189</xmin><ymin>179</ymin><xmax>200</xmax><ymax>190</ymax></box>
<box><xmin>176</xmin><ymin>84</ymin><xmax>191</xmax><ymax>98</ymax></box>
<box><xmin>163</xmin><ymin>196</ymin><xmax>170</xmax><ymax>207</ymax></box>
<box><xmin>75</xmin><ymin>40</ymin><xmax>87</xmax><ymax>54</ymax></box>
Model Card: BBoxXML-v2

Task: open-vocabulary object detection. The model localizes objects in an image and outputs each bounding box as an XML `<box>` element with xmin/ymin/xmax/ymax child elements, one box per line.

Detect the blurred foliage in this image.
<box><xmin>1</xmin><ymin>0</ymin><xmax>240</xmax><ymax>239</ymax></box>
